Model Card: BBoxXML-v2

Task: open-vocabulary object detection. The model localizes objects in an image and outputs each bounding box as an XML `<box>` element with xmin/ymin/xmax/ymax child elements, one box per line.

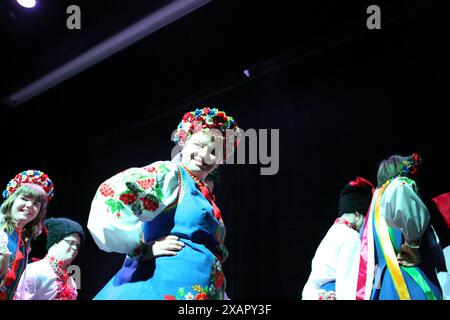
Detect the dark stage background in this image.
<box><xmin>1</xmin><ymin>1</ymin><xmax>449</xmax><ymax>300</ymax></box>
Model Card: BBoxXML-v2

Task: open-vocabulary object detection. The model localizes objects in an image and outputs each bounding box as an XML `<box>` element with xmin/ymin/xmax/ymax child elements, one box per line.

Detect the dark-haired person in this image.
<box><xmin>14</xmin><ymin>217</ymin><xmax>84</xmax><ymax>300</ymax></box>
<box><xmin>0</xmin><ymin>170</ymin><xmax>54</xmax><ymax>300</ymax></box>
<box><xmin>302</xmin><ymin>177</ymin><xmax>374</xmax><ymax>300</ymax></box>
<box><xmin>357</xmin><ymin>153</ymin><xmax>443</xmax><ymax>300</ymax></box>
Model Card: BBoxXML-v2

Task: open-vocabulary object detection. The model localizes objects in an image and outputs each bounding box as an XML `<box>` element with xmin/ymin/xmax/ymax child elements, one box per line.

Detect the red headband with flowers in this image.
<box><xmin>402</xmin><ymin>153</ymin><xmax>422</xmax><ymax>176</ymax></box>
<box><xmin>172</xmin><ymin>107</ymin><xmax>241</xmax><ymax>158</ymax></box>
<box><xmin>2</xmin><ymin>170</ymin><xmax>54</xmax><ymax>201</ymax></box>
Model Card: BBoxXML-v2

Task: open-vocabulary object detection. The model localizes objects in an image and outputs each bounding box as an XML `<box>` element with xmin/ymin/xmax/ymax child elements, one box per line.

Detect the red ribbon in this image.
<box><xmin>200</xmin><ymin>186</ymin><xmax>221</xmax><ymax>220</ymax></box>
<box><xmin>4</xmin><ymin>228</ymin><xmax>25</xmax><ymax>288</ymax></box>
<box><xmin>356</xmin><ymin>212</ymin><xmax>370</xmax><ymax>300</ymax></box>
<box><xmin>349</xmin><ymin>176</ymin><xmax>375</xmax><ymax>193</ymax></box>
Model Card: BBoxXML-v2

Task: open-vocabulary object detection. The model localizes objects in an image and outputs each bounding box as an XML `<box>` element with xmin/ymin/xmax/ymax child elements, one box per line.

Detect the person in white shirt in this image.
<box><xmin>302</xmin><ymin>177</ymin><xmax>374</xmax><ymax>300</ymax></box>
<box><xmin>15</xmin><ymin>217</ymin><xmax>84</xmax><ymax>300</ymax></box>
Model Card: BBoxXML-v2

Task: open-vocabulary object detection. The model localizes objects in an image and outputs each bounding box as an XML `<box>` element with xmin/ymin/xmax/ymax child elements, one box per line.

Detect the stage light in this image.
<box><xmin>17</xmin><ymin>0</ymin><xmax>36</xmax><ymax>8</ymax></box>
<box><xmin>4</xmin><ymin>0</ymin><xmax>211</xmax><ymax>108</ymax></box>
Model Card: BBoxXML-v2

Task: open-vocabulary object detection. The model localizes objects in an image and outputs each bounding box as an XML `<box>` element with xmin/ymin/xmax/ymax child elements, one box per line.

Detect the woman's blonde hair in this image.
<box><xmin>0</xmin><ymin>184</ymin><xmax>49</xmax><ymax>241</ymax></box>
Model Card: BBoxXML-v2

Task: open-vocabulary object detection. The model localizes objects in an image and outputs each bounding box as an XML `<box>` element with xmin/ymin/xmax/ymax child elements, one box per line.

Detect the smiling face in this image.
<box><xmin>181</xmin><ymin>130</ymin><xmax>224</xmax><ymax>180</ymax></box>
<box><xmin>10</xmin><ymin>185</ymin><xmax>45</xmax><ymax>229</ymax></box>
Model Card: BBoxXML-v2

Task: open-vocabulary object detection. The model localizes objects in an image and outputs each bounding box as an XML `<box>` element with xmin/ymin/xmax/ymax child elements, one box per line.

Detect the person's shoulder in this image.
<box><xmin>104</xmin><ymin>161</ymin><xmax>177</xmax><ymax>182</ymax></box>
<box><xmin>25</xmin><ymin>258</ymin><xmax>48</xmax><ymax>271</ymax></box>
<box><xmin>142</xmin><ymin>160</ymin><xmax>178</xmax><ymax>173</ymax></box>
<box><xmin>328</xmin><ymin>224</ymin><xmax>359</xmax><ymax>242</ymax></box>
<box><xmin>392</xmin><ymin>176</ymin><xmax>416</xmax><ymax>187</ymax></box>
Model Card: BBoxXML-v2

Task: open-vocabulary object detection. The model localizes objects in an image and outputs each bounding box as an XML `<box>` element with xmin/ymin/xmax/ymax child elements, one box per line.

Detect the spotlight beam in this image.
<box><xmin>3</xmin><ymin>0</ymin><xmax>211</xmax><ymax>108</ymax></box>
<box><xmin>17</xmin><ymin>0</ymin><xmax>36</xmax><ymax>9</ymax></box>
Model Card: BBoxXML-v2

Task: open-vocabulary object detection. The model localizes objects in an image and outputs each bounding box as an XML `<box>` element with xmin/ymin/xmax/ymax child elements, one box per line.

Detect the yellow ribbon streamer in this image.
<box><xmin>374</xmin><ymin>180</ymin><xmax>411</xmax><ymax>300</ymax></box>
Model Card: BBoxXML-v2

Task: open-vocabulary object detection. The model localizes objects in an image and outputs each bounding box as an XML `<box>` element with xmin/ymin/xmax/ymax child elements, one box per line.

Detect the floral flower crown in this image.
<box><xmin>172</xmin><ymin>108</ymin><xmax>240</xmax><ymax>155</ymax></box>
<box><xmin>2</xmin><ymin>170</ymin><xmax>54</xmax><ymax>201</ymax></box>
<box><xmin>401</xmin><ymin>153</ymin><xmax>422</xmax><ymax>176</ymax></box>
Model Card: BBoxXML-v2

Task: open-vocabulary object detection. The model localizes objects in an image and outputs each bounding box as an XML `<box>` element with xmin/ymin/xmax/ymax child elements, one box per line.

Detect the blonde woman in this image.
<box><xmin>0</xmin><ymin>170</ymin><xmax>54</xmax><ymax>300</ymax></box>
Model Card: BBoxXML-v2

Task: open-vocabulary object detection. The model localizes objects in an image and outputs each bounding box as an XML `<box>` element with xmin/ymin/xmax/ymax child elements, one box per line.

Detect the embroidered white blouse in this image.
<box><xmin>87</xmin><ymin>161</ymin><xmax>179</xmax><ymax>256</ymax></box>
<box><xmin>14</xmin><ymin>259</ymin><xmax>77</xmax><ymax>300</ymax></box>
<box><xmin>302</xmin><ymin>223</ymin><xmax>360</xmax><ymax>300</ymax></box>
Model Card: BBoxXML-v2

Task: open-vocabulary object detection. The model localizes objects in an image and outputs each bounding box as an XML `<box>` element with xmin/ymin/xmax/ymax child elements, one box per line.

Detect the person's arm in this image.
<box><xmin>88</xmin><ymin>161</ymin><xmax>179</xmax><ymax>259</ymax></box>
<box><xmin>0</xmin><ymin>254</ymin><xmax>10</xmax><ymax>280</ymax></box>
<box><xmin>335</xmin><ymin>231</ymin><xmax>360</xmax><ymax>300</ymax></box>
<box><xmin>302</xmin><ymin>227</ymin><xmax>337</xmax><ymax>300</ymax></box>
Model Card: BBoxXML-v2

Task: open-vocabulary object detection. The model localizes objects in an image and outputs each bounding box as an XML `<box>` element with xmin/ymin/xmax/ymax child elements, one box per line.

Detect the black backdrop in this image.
<box><xmin>1</xmin><ymin>1</ymin><xmax>449</xmax><ymax>300</ymax></box>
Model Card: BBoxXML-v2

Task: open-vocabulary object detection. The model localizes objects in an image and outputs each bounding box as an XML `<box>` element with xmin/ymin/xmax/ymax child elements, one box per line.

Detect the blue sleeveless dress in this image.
<box><xmin>94</xmin><ymin>165</ymin><xmax>227</xmax><ymax>300</ymax></box>
<box><xmin>370</xmin><ymin>226</ymin><xmax>442</xmax><ymax>300</ymax></box>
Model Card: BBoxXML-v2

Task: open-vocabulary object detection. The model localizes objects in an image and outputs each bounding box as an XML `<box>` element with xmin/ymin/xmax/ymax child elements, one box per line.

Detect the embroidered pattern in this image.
<box><xmin>99</xmin><ymin>162</ymin><xmax>176</xmax><ymax>219</ymax></box>
<box><xmin>334</xmin><ymin>217</ymin><xmax>356</xmax><ymax>231</ymax></box>
<box><xmin>2</xmin><ymin>170</ymin><xmax>54</xmax><ymax>200</ymax></box>
<box><xmin>163</xmin><ymin>258</ymin><xmax>225</xmax><ymax>300</ymax></box>
<box><xmin>46</xmin><ymin>256</ymin><xmax>77</xmax><ymax>300</ymax></box>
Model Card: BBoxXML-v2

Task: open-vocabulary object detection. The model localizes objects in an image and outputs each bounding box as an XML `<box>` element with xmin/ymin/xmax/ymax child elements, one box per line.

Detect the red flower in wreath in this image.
<box><xmin>215</xmin><ymin>112</ymin><xmax>228</xmax><ymax>124</ymax></box>
<box><xmin>412</xmin><ymin>153</ymin><xmax>420</xmax><ymax>163</ymax></box>
<box><xmin>164</xmin><ymin>295</ymin><xmax>176</xmax><ymax>300</ymax></box>
<box><xmin>183</xmin><ymin>112</ymin><xmax>194</xmax><ymax>122</ymax></box>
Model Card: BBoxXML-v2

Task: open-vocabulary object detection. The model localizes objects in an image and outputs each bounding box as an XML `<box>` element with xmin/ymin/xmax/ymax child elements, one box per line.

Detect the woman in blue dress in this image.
<box><xmin>357</xmin><ymin>153</ymin><xmax>443</xmax><ymax>300</ymax></box>
<box><xmin>88</xmin><ymin>107</ymin><xmax>240</xmax><ymax>300</ymax></box>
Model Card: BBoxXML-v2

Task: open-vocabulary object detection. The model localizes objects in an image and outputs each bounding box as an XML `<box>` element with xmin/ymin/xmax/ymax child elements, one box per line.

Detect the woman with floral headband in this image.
<box><xmin>356</xmin><ymin>154</ymin><xmax>443</xmax><ymax>300</ymax></box>
<box><xmin>88</xmin><ymin>107</ymin><xmax>240</xmax><ymax>300</ymax></box>
<box><xmin>0</xmin><ymin>170</ymin><xmax>54</xmax><ymax>300</ymax></box>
